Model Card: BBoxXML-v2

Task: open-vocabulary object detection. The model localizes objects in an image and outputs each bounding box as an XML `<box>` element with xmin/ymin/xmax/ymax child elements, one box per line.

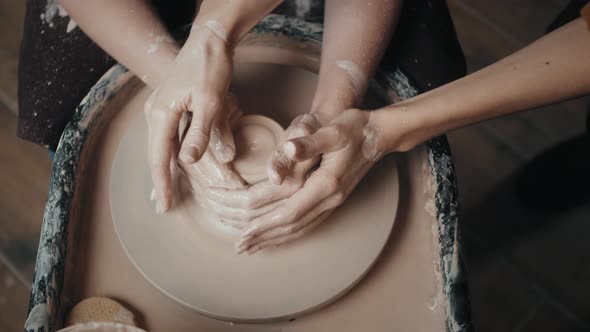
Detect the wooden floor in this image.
<box><xmin>1</xmin><ymin>1</ymin><xmax>589</xmax><ymax>331</ymax></box>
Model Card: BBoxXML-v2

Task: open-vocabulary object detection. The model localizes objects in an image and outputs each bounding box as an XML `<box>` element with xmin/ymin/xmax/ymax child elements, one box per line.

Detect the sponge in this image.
<box><xmin>65</xmin><ymin>297</ymin><xmax>136</xmax><ymax>327</ymax></box>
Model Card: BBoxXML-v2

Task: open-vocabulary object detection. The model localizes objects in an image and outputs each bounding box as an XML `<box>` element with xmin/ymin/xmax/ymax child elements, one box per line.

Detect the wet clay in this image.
<box><xmin>232</xmin><ymin>115</ymin><xmax>284</xmax><ymax>184</ymax></box>
<box><xmin>109</xmin><ymin>67</ymin><xmax>398</xmax><ymax>321</ymax></box>
<box><xmin>62</xmin><ymin>39</ymin><xmax>445</xmax><ymax>331</ymax></box>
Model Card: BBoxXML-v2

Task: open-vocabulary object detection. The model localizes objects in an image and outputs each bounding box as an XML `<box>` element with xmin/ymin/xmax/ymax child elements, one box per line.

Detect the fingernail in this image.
<box><xmin>181</xmin><ymin>146</ymin><xmax>199</xmax><ymax>163</ymax></box>
<box><xmin>244</xmin><ymin>228</ymin><xmax>259</xmax><ymax>238</ymax></box>
<box><xmin>292</xmin><ymin>127</ymin><xmax>307</xmax><ymax>138</ymax></box>
<box><xmin>236</xmin><ymin>236</ymin><xmax>251</xmax><ymax>248</ymax></box>
<box><xmin>247</xmin><ymin>246</ymin><xmax>261</xmax><ymax>255</ymax></box>
<box><xmin>269</xmin><ymin>168</ymin><xmax>283</xmax><ymax>185</ymax></box>
<box><xmin>156</xmin><ymin>195</ymin><xmax>169</xmax><ymax>214</ymax></box>
<box><xmin>156</xmin><ymin>200</ymin><xmax>165</xmax><ymax>214</ymax></box>
<box><xmin>243</xmin><ymin>227</ymin><xmax>254</xmax><ymax>237</ymax></box>
<box><xmin>283</xmin><ymin>142</ymin><xmax>297</xmax><ymax>159</ymax></box>
<box><xmin>220</xmin><ymin>145</ymin><xmax>235</xmax><ymax>163</ymax></box>
<box><xmin>236</xmin><ymin>244</ymin><xmax>248</xmax><ymax>254</ymax></box>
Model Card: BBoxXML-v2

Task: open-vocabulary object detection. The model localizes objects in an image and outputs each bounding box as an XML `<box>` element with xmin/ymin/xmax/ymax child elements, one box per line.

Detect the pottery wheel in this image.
<box><xmin>110</xmin><ymin>87</ymin><xmax>399</xmax><ymax>323</ymax></box>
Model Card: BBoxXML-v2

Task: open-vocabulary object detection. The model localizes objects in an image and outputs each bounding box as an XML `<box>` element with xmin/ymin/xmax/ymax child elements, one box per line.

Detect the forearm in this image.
<box><xmin>375</xmin><ymin>18</ymin><xmax>590</xmax><ymax>152</ymax></box>
<box><xmin>193</xmin><ymin>0</ymin><xmax>283</xmax><ymax>47</ymax></box>
<box><xmin>59</xmin><ymin>0</ymin><xmax>180</xmax><ymax>88</ymax></box>
<box><xmin>311</xmin><ymin>0</ymin><xmax>402</xmax><ymax>121</ymax></box>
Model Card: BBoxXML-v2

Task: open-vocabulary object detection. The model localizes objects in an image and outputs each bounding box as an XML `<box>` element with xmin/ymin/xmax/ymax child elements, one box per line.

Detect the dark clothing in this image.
<box><xmin>18</xmin><ymin>0</ymin><xmax>466</xmax><ymax>149</ymax></box>
<box><xmin>18</xmin><ymin>0</ymin><xmax>196</xmax><ymax>149</ymax></box>
<box><xmin>547</xmin><ymin>0</ymin><xmax>589</xmax><ymax>32</ymax></box>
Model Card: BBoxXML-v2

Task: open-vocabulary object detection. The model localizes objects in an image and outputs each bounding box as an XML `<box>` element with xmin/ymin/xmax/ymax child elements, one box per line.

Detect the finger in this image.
<box><xmin>241</xmin><ymin>174</ymin><xmax>332</xmax><ymax>238</ymax></box>
<box><xmin>210</xmin><ymin>119</ymin><xmax>236</xmax><ymax>164</ymax></box>
<box><xmin>181</xmin><ymin>152</ymin><xmax>247</xmax><ymax>192</ymax></box>
<box><xmin>196</xmin><ymin>199</ymin><xmax>248</xmax><ymax>230</ymax></box>
<box><xmin>205</xmin><ymin>197</ymin><xmax>285</xmax><ymax>222</ymax></box>
<box><xmin>179</xmin><ymin>95</ymin><xmax>221</xmax><ymax>163</ymax></box>
<box><xmin>283</xmin><ymin>125</ymin><xmax>343</xmax><ymax>161</ymax></box>
<box><xmin>219</xmin><ymin>219</ymin><xmax>249</xmax><ymax>230</ymax></box>
<box><xmin>268</xmin><ymin>114</ymin><xmax>321</xmax><ymax>184</ymax></box>
<box><xmin>208</xmin><ymin>180</ymin><xmax>299</xmax><ymax>209</ymax></box>
<box><xmin>285</xmin><ymin>113</ymin><xmax>322</xmax><ymax>139</ymax></box>
<box><xmin>147</xmin><ymin>107</ymin><xmax>182</xmax><ymax>213</ymax></box>
<box><xmin>209</xmin><ymin>94</ymin><xmax>242</xmax><ymax>163</ymax></box>
<box><xmin>246</xmin><ymin>211</ymin><xmax>331</xmax><ymax>255</ymax></box>
<box><xmin>178</xmin><ymin>111</ymin><xmax>191</xmax><ymax>140</ymax></box>
<box><xmin>225</xmin><ymin>93</ymin><xmax>243</xmax><ymax>127</ymax></box>
<box><xmin>236</xmin><ymin>197</ymin><xmax>333</xmax><ymax>249</ymax></box>
<box><xmin>268</xmin><ymin>150</ymin><xmax>294</xmax><ymax>185</ymax></box>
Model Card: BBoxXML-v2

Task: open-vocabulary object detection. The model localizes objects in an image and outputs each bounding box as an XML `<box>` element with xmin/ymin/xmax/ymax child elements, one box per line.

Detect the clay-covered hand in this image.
<box><xmin>144</xmin><ymin>25</ymin><xmax>235</xmax><ymax>213</ymax></box>
<box><xmin>236</xmin><ymin>109</ymin><xmax>388</xmax><ymax>254</ymax></box>
<box><xmin>176</xmin><ymin>96</ymin><xmax>250</xmax><ymax>225</ymax></box>
<box><xmin>203</xmin><ymin>113</ymin><xmax>323</xmax><ymax>230</ymax></box>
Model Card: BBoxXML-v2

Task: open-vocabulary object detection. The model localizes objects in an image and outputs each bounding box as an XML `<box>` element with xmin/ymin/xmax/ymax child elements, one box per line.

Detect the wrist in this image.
<box><xmin>186</xmin><ymin>23</ymin><xmax>233</xmax><ymax>56</ymax></box>
<box><xmin>371</xmin><ymin>102</ymin><xmax>428</xmax><ymax>153</ymax></box>
<box><xmin>309</xmin><ymin>98</ymin><xmax>350</xmax><ymax>125</ymax></box>
<box><xmin>143</xmin><ymin>44</ymin><xmax>179</xmax><ymax>88</ymax></box>
<box><xmin>311</xmin><ymin>69</ymin><xmax>367</xmax><ymax>123</ymax></box>
<box><xmin>309</xmin><ymin>88</ymin><xmax>362</xmax><ymax>125</ymax></box>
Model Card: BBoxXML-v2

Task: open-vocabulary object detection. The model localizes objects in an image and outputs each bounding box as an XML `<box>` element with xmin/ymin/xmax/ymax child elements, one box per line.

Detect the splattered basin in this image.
<box><xmin>26</xmin><ymin>15</ymin><xmax>471</xmax><ymax>332</ymax></box>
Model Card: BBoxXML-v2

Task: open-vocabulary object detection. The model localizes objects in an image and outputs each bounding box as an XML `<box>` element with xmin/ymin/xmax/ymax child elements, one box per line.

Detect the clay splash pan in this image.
<box><xmin>26</xmin><ymin>15</ymin><xmax>472</xmax><ymax>332</ymax></box>
<box><xmin>110</xmin><ymin>82</ymin><xmax>399</xmax><ymax>321</ymax></box>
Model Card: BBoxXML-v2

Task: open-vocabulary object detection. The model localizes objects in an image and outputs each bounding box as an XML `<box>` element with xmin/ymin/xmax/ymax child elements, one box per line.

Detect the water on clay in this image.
<box><xmin>61</xmin><ymin>39</ymin><xmax>446</xmax><ymax>331</ymax></box>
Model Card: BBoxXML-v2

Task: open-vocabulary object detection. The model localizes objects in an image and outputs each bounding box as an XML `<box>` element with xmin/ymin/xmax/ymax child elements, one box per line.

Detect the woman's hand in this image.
<box><xmin>178</xmin><ymin>95</ymin><xmax>298</xmax><ymax>230</ymax></box>
<box><xmin>145</xmin><ymin>26</ymin><xmax>235</xmax><ymax>213</ymax></box>
<box><xmin>176</xmin><ymin>95</ymin><xmax>248</xmax><ymax>227</ymax></box>
<box><xmin>235</xmin><ymin>109</ymin><xmax>392</xmax><ymax>254</ymax></box>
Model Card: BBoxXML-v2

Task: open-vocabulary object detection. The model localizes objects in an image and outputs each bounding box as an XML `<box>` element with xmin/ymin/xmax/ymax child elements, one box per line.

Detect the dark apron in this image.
<box><xmin>18</xmin><ymin>0</ymin><xmax>466</xmax><ymax>149</ymax></box>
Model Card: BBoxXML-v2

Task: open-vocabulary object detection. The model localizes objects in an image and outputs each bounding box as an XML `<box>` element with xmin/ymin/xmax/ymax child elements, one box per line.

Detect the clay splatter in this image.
<box><xmin>336</xmin><ymin>60</ymin><xmax>366</xmax><ymax>96</ymax></box>
<box><xmin>206</xmin><ymin>20</ymin><xmax>228</xmax><ymax>43</ymax></box>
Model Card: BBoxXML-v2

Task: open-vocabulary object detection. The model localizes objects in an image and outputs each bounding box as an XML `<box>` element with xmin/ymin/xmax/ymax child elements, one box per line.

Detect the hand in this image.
<box><xmin>235</xmin><ymin>109</ymin><xmax>388</xmax><ymax>254</ymax></box>
<box><xmin>176</xmin><ymin>95</ymin><xmax>250</xmax><ymax>227</ymax></box>
<box><xmin>144</xmin><ymin>26</ymin><xmax>234</xmax><ymax>213</ymax></box>
<box><xmin>203</xmin><ymin>113</ymin><xmax>323</xmax><ymax>230</ymax></box>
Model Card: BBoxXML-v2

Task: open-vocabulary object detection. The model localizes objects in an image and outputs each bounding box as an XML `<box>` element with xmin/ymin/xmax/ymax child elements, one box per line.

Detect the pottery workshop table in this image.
<box><xmin>24</xmin><ymin>15</ymin><xmax>472</xmax><ymax>332</ymax></box>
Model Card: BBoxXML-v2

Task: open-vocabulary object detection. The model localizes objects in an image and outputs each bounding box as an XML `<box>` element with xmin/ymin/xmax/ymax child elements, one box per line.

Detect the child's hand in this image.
<box><xmin>177</xmin><ymin>96</ymin><xmax>251</xmax><ymax>226</ymax></box>
<box><xmin>235</xmin><ymin>109</ymin><xmax>388</xmax><ymax>254</ymax></box>
<box><xmin>144</xmin><ymin>26</ymin><xmax>234</xmax><ymax>213</ymax></box>
<box><xmin>202</xmin><ymin>114</ymin><xmax>323</xmax><ymax>230</ymax></box>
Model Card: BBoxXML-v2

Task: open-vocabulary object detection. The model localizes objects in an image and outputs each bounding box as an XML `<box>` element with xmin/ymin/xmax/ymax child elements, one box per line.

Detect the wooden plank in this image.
<box><xmin>509</xmin><ymin>205</ymin><xmax>590</xmax><ymax>328</ymax></box>
<box><xmin>0</xmin><ymin>0</ymin><xmax>25</xmax><ymax>112</ymax></box>
<box><xmin>0</xmin><ymin>258</ymin><xmax>30</xmax><ymax>332</ymax></box>
<box><xmin>0</xmin><ymin>104</ymin><xmax>50</xmax><ymax>284</ymax></box>
<box><xmin>448</xmin><ymin>0</ymin><xmax>520</xmax><ymax>72</ymax></box>
<box><xmin>452</xmin><ymin>0</ymin><xmax>565</xmax><ymax>44</ymax></box>
<box><xmin>446</xmin><ymin>5</ymin><xmax>590</xmax><ymax>328</ymax></box>
<box><xmin>517</xmin><ymin>302</ymin><xmax>587</xmax><ymax>332</ymax></box>
<box><xmin>518</xmin><ymin>98</ymin><xmax>588</xmax><ymax>144</ymax></box>
<box><xmin>448</xmin><ymin>1</ymin><xmax>588</xmax><ymax>162</ymax></box>
<box><xmin>467</xmin><ymin>259</ymin><xmax>543</xmax><ymax>332</ymax></box>
<box><xmin>447</xmin><ymin>124</ymin><xmax>522</xmax><ymax>213</ymax></box>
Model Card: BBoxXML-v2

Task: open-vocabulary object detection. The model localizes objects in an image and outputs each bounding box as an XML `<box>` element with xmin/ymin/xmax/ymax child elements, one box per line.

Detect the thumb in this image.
<box><xmin>210</xmin><ymin>95</ymin><xmax>242</xmax><ymax>163</ymax></box>
<box><xmin>179</xmin><ymin>95</ymin><xmax>221</xmax><ymax>163</ymax></box>
<box><xmin>283</xmin><ymin>125</ymin><xmax>343</xmax><ymax>161</ymax></box>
